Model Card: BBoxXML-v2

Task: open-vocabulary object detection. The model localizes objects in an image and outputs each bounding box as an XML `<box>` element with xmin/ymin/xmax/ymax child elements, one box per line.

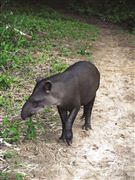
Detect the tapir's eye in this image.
<box><xmin>33</xmin><ymin>101</ymin><xmax>39</xmax><ymax>108</ymax></box>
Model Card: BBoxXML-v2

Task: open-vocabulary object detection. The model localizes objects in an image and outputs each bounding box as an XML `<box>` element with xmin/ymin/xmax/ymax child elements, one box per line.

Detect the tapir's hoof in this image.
<box><xmin>65</xmin><ymin>138</ymin><xmax>72</xmax><ymax>146</ymax></box>
<box><xmin>58</xmin><ymin>136</ymin><xmax>72</xmax><ymax>145</ymax></box>
<box><xmin>82</xmin><ymin>124</ymin><xmax>92</xmax><ymax>131</ymax></box>
<box><xmin>58</xmin><ymin>135</ymin><xmax>66</xmax><ymax>143</ymax></box>
<box><xmin>59</xmin><ymin>130</ymin><xmax>73</xmax><ymax>146</ymax></box>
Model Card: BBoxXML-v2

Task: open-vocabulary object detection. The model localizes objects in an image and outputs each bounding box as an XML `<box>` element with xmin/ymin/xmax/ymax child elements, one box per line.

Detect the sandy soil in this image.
<box><xmin>1</xmin><ymin>21</ymin><xmax>135</xmax><ymax>180</ymax></box>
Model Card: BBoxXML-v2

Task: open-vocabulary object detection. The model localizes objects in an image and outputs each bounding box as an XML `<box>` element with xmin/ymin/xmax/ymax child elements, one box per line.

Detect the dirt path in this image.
<box><xmin>10</xmin><ymin>22</ymin><xmax>135</xmax><ymax>180</ymax></box>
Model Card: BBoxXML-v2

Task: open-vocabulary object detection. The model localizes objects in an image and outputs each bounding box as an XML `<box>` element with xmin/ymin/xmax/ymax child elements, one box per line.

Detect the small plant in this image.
<box><xmin>0</xmin><ymin>116</ymin><xmax>37</xmax><ymax>143</ymax></box>
<box><xmin>0</xmin><ymin>171</ymin><xmax>9</xmax><ymax>180</ymax></box>
<box><xmin>78</xmin><ymin>48</ymin><xmax>92</xmax><ymax>56</ymax></box>
<box><xmin>0</xmin><ymin>73</ymin><xmax>15</xmax><ymax>90</ymax></box>
<box><xmin>0</xmin><ymin>116</ymin><xmax>20</xmax><ymax>143</ymax></box>
<box><xmin>59</xmin><ymin>47</ymin><xmax>72</xmax><ymax>57</ymax></box>
<box><xmin>3</xmin><ymin>150</ymin><xmax>17</xmax><ymax>159</ymax></box>
<box><xmin>16</xmin><ymin>172</ymin><xmax>25</xmax><ymax>180</ymax></box>
<box><xmin>0</xmin><ymin>96</ymin><xmax>10</xmax><ymax>108</ymax></box>
<box><xmin>51</xmin><ymin>63</ymin><xmax>68</xmax><ymax>73</ymax></box>
<box><xmin>0</xmin><ymin>171</ymin><xmax>25</xmax><ymax>180</ymax></box>
<box><xmin>50</xmin><ymin>59</ymin><xmax>68</xmax><ymax>74</ymax></box>
<box><xmin>25</xmin><ymin>118</ymin><xmax>36</xmax><ymax>140</ymax></box>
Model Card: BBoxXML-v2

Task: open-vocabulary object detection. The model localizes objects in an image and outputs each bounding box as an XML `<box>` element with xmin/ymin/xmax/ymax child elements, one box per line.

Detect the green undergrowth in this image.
<box><xmin>0</xmin><ymin>171</ymin><xmax>25</xmax><ymax>180</ymax></box>
<box><xmin>0</xmin><ymin>4</ymin><xmax>98</xmax><ymax>70</ymax></box>
<box><xmin>0</xmin><ymin>2</ymin><xmax>98</xmax><ymax>145</ymax></box>
<box><xmin>69</xmin><ymin>0</ymin><xmax>135</xmax><ymax>33</ymax></box>
<box><xmin>0</xmin><ymin>116</ymin><xmax>37</xmax><ymax>143</ymax></box>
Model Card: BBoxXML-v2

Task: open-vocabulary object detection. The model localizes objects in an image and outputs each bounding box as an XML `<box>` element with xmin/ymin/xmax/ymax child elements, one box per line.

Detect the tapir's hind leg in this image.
<box><xmin>82</xmin><ymin>96</ymin><xmax>96</xmax><ymax>130</ymax></box>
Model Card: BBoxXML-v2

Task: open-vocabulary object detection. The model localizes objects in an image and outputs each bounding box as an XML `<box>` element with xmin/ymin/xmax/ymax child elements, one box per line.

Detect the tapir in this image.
<box><xmin>21</xmin><ymin>61</ymin><xmax>100</xmax><ymax>145</ymax></box>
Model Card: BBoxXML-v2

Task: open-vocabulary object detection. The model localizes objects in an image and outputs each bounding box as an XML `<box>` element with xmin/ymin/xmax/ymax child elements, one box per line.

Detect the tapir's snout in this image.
<box><xmin>21</xmin><ymin>111</ymin><xmax>28</xmax><ymax>120</ymax></box>
<box><xmin>21</xmin><ymin>109</ymin><xmax>33</xmax><ymax>120</ymax></box>
<box><xmin>21</xmin><ymin>101</ymin><xmax>34</xmax><ymax>120</ymax></box>
<box><xmin>21</xmin><ymin>112</ymin><xmax>26</xmax><ymax>120</ymax></box>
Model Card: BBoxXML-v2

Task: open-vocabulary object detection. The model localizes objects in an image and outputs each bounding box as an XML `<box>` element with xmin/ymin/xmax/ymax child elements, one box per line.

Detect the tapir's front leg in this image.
<box><xmin>57</xmin><ymin>106</ymin><xmax>68</xmax><ymax>141</ymax></box>
<box><xmin>65</xmin><ymin>107</ymin><xmax>80</xmax><ymax>145</ymax></box>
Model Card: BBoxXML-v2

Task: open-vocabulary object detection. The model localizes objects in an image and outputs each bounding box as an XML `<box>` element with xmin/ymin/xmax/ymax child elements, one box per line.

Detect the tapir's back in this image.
<box><xmin>64</xmin><ymin>61</ymin><xmax>100</xmax><ymax>105</ymax></box>
<box><xmin>66</xmin><ymin>61</ymin><xmax>99</xmax><ymax>77</ymax></box>
<box><xmin>65</xmin><ymin>61</ymin><xmax>100</xmax><ymax>88</ymax></box>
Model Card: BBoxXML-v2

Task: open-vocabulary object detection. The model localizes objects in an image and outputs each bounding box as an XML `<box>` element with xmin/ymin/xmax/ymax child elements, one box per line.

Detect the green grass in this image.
<box><xmin>0</xmin><ymin>5</ymin><xmax>98</xmax><ymax>70</ymax></box>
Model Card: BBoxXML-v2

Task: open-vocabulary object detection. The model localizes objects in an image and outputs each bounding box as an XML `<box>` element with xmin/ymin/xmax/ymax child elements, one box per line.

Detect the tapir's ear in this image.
<box><xmin>43</xmin><ymin>81</ymin><xmax>52</xmax><ymax>93</ymax></box>
<box><xmin>36</xmin><ymin>77</ymin><xmax>43</xmax><ymax>83</ymax></box>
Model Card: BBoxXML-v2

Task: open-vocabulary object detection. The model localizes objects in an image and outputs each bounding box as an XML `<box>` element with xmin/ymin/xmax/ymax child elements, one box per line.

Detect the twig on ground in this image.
<box><xmin>6</xmin><ymin>25</ymin><xmax>32</xmax><ymax>40</ymax></box>
<box><xmin>0</xmin><ymin>138</ymin><xmax>12</xmax><ymax>147</ymax></box>
<box><xmin>0</xmin><ymin>157</ymin><xmax>6</xmax><ymax>162</ymax></box>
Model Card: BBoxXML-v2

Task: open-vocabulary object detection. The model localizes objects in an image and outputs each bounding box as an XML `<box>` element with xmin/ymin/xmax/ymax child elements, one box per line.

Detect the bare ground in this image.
<box><xmin>1</xmin><ymin>21</ymin><xmax>135</xmax><ymax>180</ymax></box>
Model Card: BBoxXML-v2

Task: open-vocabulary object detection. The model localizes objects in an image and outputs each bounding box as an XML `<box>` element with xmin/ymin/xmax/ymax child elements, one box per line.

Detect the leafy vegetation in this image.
<box><xmin>3</xmin><ymin>150</ymin><xmax>17</xmax><ymax>159</ymax></box>
<box><xmin>0</xmin><ymin>73</ymin><xmax>16</xmax><ymax>90</ymax></box>
<box><xmin>0</xmin><ymin>117</ymin><xmax>20</xmax><ymax>143</ymax></box>
<box><xmin>0</xmin><ymin>3</ymin><xmax>98</xmax><ymax>71</ymax></box>
<box><xmin>15</xmin><ymin>172</ymin><xmax>25</xmax><ymax>180</ymax></box>
<box><xmin>0</xmin><ymin>116</ymin><xmax>37</xmax><ymax>143</ymax></box>
<box><xmin>25</xmin><ymin>118</ymin><xmax>36</xmax><ymax>140</ymax></box>
<box><xmin>0</xmin><ymin>171</ymin><xmax>9</xmax><ymax>180</ymax></box>
<box><xmin>0</xmin><ymin>171</ymin><xmax>25</xmax><ymax>180</ymax></box>
<box><xmin>69</xmin><ymin>0</ymin><xmax>135</xmax><ymax>32</ymax></box>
